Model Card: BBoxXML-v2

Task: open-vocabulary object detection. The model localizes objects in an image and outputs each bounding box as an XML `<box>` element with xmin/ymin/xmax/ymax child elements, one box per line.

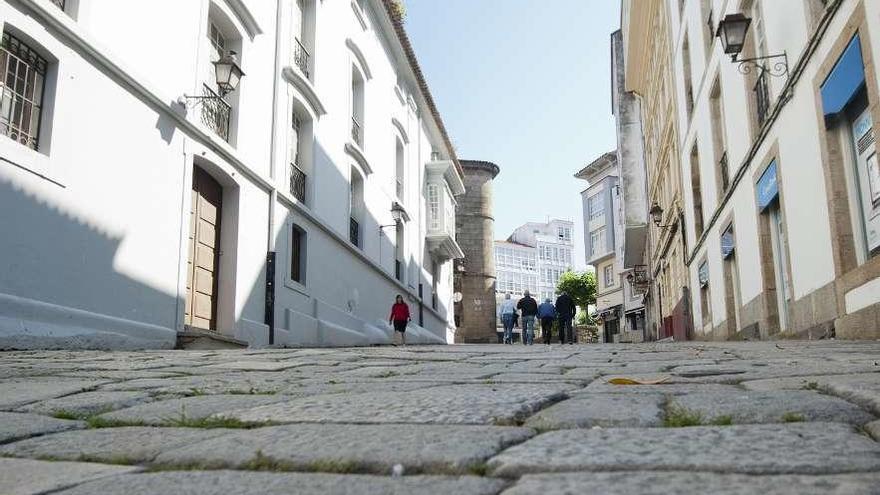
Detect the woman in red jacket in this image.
<box><xmin>388</xmin><ymin>294</ymin><xmax>411</xmax><ymax>346</ymax></box>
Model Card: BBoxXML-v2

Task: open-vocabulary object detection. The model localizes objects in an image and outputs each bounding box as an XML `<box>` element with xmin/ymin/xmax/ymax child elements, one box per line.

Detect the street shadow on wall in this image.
<box><xmin>0</xmin><ymin>174</ymin><xmax>180</xmax><ymax>346</ymax></box>
<box><xmin>255</xmin><ymin>139</ymin><xmax>450</xmax><ymax>343</ymax></box>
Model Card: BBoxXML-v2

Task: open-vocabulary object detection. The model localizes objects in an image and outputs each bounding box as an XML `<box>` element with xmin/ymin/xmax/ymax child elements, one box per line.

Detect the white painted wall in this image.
<box><xmin>0</xmin><ymin>0</ymin><xmax>459</xmax><ymax>349</ymax></box>
<box><xmin>672</xmin><ymin>0</ymin><xmax>880</xmax><ymax>333</ymax></box>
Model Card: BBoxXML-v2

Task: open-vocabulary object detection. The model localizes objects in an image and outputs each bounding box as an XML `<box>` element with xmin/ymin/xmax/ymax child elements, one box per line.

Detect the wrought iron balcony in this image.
<box><xmin>200</xmin><ymin>84</ymin><xmax>231</xmax><ymax>142</ymax></box>
<box><xmin>349</xmin><ymin>217</ymin><xmax>360</xmax><ymax>247</ymax></box>
<box><xmin>351</xmin><ymin>116</ymin><xmax>362</xmax><ymax>147</ymax></box>
<box><xmin>290</xmin><ymin>162</ymin><xmax>307</xmax><ymax>203</ymax></box>
<box><xmin>293</xmin><ymin>38</ymin><xmax>310</xmax><ymax>79</ymax></box>
<box><xmin>755</xmin><ymin>70</ymin><xmax>771</xmax><ymax>125</ymax></box>
<box><xmin>51</xmin><ymin>0</ymin><xmax>65</xmax><ymax>10</ymax></box>
<box><xmin>719</xmin><ymin>151</ymin><xmax>730</xmax><ymax>192</ymax></box>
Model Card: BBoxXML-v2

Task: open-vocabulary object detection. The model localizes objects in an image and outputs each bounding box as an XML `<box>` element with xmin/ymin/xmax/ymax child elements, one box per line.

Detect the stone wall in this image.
<box><xmin>454</xmin><ymin>160</ymin><xmax>500</xmax><ymax>343</ymax></box>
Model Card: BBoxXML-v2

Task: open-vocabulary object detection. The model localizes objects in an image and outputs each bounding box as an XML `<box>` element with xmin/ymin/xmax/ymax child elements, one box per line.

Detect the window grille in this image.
<box><xmin>200</xmin><ymin>84</ymin><xmax>231</xmax><ymax>141</ymax></box>
<box><xmin>0</xmin><ymin>32</ymin><xmax>48</xmax><ymax>150</ymax></box>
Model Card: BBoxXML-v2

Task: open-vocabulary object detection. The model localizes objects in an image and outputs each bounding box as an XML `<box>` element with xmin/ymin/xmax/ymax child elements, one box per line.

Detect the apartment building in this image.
<box><xmin>649</xmin><ymin>0</ymin><xmax>880</xmax><ymax>339</ymax></box>
<box><xmin>494</xmin><ymin>219</ymin><xmax>574</xmax><ymax>309</ymax></box>
<box><xmin>0</xmin><ymin>0</ymin><xmax>463</xmax><ymax>349</ymax></box>
<box><xmin>578</xmin><ymin>152</ymin><xmax>645</xmax><ymax>343</ymax></box>
<box><xmin>622</xmin><ymin>0</ymin><xmax>694</xmax><ymax>341</ymax></box>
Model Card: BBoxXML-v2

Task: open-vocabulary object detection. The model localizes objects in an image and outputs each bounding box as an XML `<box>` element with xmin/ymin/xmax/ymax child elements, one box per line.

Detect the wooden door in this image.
<box><xmin>186</xmin><ymin>167</ymin><xmax>222</xmax><ymax>331</ymax></box>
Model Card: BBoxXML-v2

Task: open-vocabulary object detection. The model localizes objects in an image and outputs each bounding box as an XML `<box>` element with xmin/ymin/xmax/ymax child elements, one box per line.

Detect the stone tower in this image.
<box><xmin>453</xmin><ymin>160</ymin><xmax>500</xmax><ymax>343</ymax></box>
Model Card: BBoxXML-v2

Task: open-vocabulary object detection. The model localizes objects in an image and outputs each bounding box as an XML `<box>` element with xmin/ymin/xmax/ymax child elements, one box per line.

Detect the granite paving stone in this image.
<box><xmin>488</xmin><ymin>422</ymin><xmax>880</xmax><ymax>477</ymax></box>
<box><xmin>0</xmin><ymin>412</ymin><xmax>84</xmax><ymax>444</ymax></box>
<box><xmin>53</xmin><ymin>471</ymin><xmax>508</xmax><ymax>495</ymax></box>
<box><xmin>0</xmin><ymin>377</ymin><xmax>111</xmax><ymax>409</ymax></box>
<box><xmin>226</xmin><ymin>383</ymin><xmax>575</xmax><ymax>425</ymax></box>
<box><xmin>154</xmin><ymin>423</ymin><xmax>534</xmax><ymax>473</ymax></box>
<box><xmin>96</xmin><ymin>394</ymin><xmax>285</xmax><ymax>425</ymax></box>
<box><xmin>503</xmin><ymin>471</ymin><xmax>880</xmax><ymax>495</ymax></box>
<box><xmin>0</xmin><ymin>457</ymin><xmax>139</xmax><ymax>495</ymax></box>
<box><xmin>524</xmin><ymin>393</ymin><xmax>664</xmax><ymax>429</ymax></box>
<box><xmin>17</xmin><ymin>391</ymin><xmax>154</xmax><ymax>417</ymax></box>
<box><xmin>2</xmin><ymin>341</ymin><xmax>880</xmax><ymax>494</ymax></box>
<box><xmin>668</xmin><ymin>389</ymin><xmax>876</xmax><ymax>425</ymax></box>
<box><xmin>0</xmin><ymin>427</ymin><xmax>229</xmax><ymax>463</ymax></box>
<box><xmin>865</xmin><ymin>419</ymin><xmax>880</xmax><ymax>441</ymax></box>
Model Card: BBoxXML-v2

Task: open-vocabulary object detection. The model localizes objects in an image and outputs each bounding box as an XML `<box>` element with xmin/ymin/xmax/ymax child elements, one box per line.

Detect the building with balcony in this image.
<box><xmin>0</xmin><ymin>0</ymin><xmax>463</xmax><ymax>349</ymax></box>
<box><xmin>578</xmin><ymin>151</ymin><xmax>645</xmax><ymax>343</ymax></box>
<box><xmin>627</xmin><ymin>0</ymin><xmax>880</xmax><ymax>340</ymax></box>
<box><xmin>622</xmin><ymin>0</ymin><xmax>693</xmax><ymax>342</ymax></box>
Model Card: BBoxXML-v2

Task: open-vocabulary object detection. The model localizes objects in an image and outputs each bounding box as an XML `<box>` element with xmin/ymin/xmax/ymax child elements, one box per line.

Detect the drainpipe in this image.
<box><xmin>417</xmin><ymin>110</ymin><xmax>424</xmax><ymax>327</ymax></box>
<box><xmin>265</xmin><ymin>0</ymin><xmax>285</xmax><ymax>346</ymax></box>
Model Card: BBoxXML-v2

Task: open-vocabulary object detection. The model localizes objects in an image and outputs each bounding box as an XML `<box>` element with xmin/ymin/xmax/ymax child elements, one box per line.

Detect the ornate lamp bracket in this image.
<box><xmin>733</xmin><ymin>52</ymin><xmax>789</xmax><ymax>78</ymax></box>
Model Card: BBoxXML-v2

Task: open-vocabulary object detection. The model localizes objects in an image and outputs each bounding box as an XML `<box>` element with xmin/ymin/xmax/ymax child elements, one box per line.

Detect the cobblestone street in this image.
<box><xmin>1</xmin><ymin>341</ymin><xmax>880</xmax><ymax>494</ymax></box>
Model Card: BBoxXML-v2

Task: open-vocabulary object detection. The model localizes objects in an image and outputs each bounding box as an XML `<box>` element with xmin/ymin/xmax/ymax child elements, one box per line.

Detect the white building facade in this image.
<box><xmin>578</xmin><ymin>152</ymin><xmax>646</xmax><ymax>343</ymax></box>
<box><xmin>666</xmin><ymin>0</ymin><xmax>880</xmax><ymax>339</ymax></box>
<box><xmin>0</xmin><ymin>0</ymin><xmax>463</xmax><ymax>349</ymax></box>
<box><xmin>495</xmin><ymin>219</ymin><xmax>574</xmax><ymax>305</ymax></box>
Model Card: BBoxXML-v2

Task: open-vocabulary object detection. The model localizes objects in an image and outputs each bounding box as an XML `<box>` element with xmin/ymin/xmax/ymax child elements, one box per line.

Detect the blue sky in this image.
<box><xmin>404</xmin><ymin>0</ymin><xmax>621</xmax><ymax>270</ymax></box>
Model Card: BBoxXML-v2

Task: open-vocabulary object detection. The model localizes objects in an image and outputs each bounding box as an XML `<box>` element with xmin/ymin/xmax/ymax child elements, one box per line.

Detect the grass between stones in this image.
<box><xmin>663</xmin><ymin>405</ymin><xmax>735</xmax><ymax>427</ymax></box>
<box><xmin>163</xmin><ymin>415</ymin><xmax>278</xmax><ymax>429</ymax></box>
<box><xmin>782</xmin><ymin>412</ymin><xmax>805</xmax><ymax>423</ymax></box>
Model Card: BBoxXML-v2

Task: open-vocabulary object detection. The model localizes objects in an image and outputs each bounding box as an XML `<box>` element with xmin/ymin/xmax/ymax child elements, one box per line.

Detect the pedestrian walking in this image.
<box><xmin>555</xmin><ymin>291</ymin><xmax>576</xmax><ymax>345</ymax></box>
<box><xmin>388</xmin><ymin>294</ymin><xmax>411</xmax><ymax>346</ymax></box>
<box><xmin>498</xmin><ymin>293</ymin><xmax>517</xmax><ymax>344</ymax></box>
<box><xmin>517</xmin><ymin>290</ymin><xmax>538</xmax><ymax>345</ymax></box>
<box><xmin>538</xmin><ymin>297</ymin><xmax>557</xmax><ymax>345</ymax></box>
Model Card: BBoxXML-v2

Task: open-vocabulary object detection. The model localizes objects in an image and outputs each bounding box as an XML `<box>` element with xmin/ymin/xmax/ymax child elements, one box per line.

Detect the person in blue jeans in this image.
<box><xmin>497</xmin><ymin>293</ymin><xmax>517</xmax><ymax>344</ymax></box>
<box><xmin>516</xmin><ymin>290</ymin><xmax>539</xmax><ymax>345</ymax></box>
<box><xmin>537</xmin><ymin>297</ymin><xmax>557</xmax><ymax>345</ymax></box>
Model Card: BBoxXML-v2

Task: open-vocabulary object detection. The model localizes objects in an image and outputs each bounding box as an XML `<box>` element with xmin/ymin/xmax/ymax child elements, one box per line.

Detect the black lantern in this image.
<box><xmin>716</xmin><ymin>13</ymin><xmax>751</xmax><ymax>61</ymax></box>
<box><xmin>213</xmin><ymin>51</ymin><xmax>245</xmax><ymax>96</ymax></box>
<box><xmin>649</xmin><ymin>203</ymin><xmax>664</xmax><ymax>227</ymax></box>
<box><xmin>390</xmin><ymin>201</ymin><xmax>408</xmax><ymax>223</ymax></box>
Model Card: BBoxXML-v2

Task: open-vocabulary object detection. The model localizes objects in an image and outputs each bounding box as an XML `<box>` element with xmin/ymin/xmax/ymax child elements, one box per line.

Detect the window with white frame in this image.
<box><xmin>588</xmin><ymin>193</ymin><xmax>604</xmax><ymax>220</ymax></box>
<box><xmin>444</xmin><ymin>190</ymin><xmax>455</xmax><ymax>236</ymax></box>
<box><xmin>0</xmin><ymin>32</ymin><xmax>49</xmax><ymax>151</ymax></box>
<box><xmin>395</xmin><ymin>138</ymin><xmax>405</xmax><ymax>200</ymax></box>
<box><xmin>427</xmin><ymin>183</ymin><xmax>440</xmax><ymax>231</ymax></box>
<box><xmin>590</xmin><ymin>227</ymin><xmax>606</xmax><ymax>255</ymax></box>
<box><xmin>604</xmin><ymin>265</ymin><xmax>614</xmax><ymax>287</ymax></box>
<box><xmin>557</xmin><ymin>226</ymin><xmax>572</xmax><ymax>241</ymax></box>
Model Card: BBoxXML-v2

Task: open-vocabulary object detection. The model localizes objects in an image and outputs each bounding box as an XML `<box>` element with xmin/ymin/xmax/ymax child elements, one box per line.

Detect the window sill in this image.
<box><xmin>0</xmin><ymin>139</ymin><xmax>63</xmax><ymax>187</ymax></box>
<box><xmin>283</xmin><ymin>277</ymin><xmax>310</xmax><ymax>296</ymax></box>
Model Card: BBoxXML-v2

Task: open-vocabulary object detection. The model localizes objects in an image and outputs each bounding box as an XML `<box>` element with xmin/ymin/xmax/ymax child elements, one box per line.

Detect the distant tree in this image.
<box><xmin>556</xmin><ymin>270</ymin><xmax>597</xmax><ymax>313</ymax></box>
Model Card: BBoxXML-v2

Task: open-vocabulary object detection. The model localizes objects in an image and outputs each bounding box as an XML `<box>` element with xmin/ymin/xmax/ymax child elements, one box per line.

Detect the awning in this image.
<box><xmin>821</xmin><ymin>34</ymin><xmax>865</xmax><ymax>118</ymax></box>
<box><xmin>756</xmin><ymin>160</ymin><xmax>779</xmax><ymax>211</ymax></box>
<box><xmin>721</xmin><ymin>224</ymin><xmax>735</xmax><ymax>259</ymax></box>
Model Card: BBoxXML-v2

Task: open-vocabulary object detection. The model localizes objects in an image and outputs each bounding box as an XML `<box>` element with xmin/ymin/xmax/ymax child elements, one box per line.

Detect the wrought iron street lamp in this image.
<box><xmin>649</xmin><ymin>202</ymin><xmax>675</xmax><ymax>229</ymax></box>
<box><xmin>178</xmin><ymin>51</ymin><xmax>246</xmax><ymax>106</ymax></box>
<box><xmin>380</xmin><ymin>202</ymin><xmax>410</xmax><ymax>231</ymax></box>
<box><xmin>212</xmin><ymin>51</ymin><xmax>245</xmax><ymax>96</ymax></box>
<box><xmin>716</xmin><ymin>13</ymin><xmax>788</xmax><ymax>78</ymax></box>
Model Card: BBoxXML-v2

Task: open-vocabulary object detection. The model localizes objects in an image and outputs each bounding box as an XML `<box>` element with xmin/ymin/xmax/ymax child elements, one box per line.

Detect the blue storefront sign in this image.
<box><xmin>698</xmin><ymin>261</ymin><xmax>709</xmax><ymax>287</ymax></box>
<box><xmin>821</xmin><ymin>34</ymin><xmax>865</xmax><ymax>117</ymax></box>
<box><xmin>721</xmin><ymin>225</ymin><xmax>735</xmax><ymax>259</ymax></box>
<box><xmin>756</xmin><ymin>160</ymin><xmax>779</xmax><ymax>211</ymax></box>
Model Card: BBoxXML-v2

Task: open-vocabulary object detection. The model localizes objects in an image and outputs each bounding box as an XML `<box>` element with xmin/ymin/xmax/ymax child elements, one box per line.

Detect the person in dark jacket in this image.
<box><xmin>389</xmin><ymin>294</ymin><xmax>411</xmax><ymax>346</ymax></box>
<box><xmin>555</xmin><ymin>291</ymin><xmax>576</xmax><ymax>344</ymax></box>
<box><xmin>516</xmin><ymin>290</ymin><xmax>539</xmax><ymax>345</ymax></box>
<box><xmin>537</xmin><ymin>297</ymin><xmax>557</xmax><ymax>345</ymax></box>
